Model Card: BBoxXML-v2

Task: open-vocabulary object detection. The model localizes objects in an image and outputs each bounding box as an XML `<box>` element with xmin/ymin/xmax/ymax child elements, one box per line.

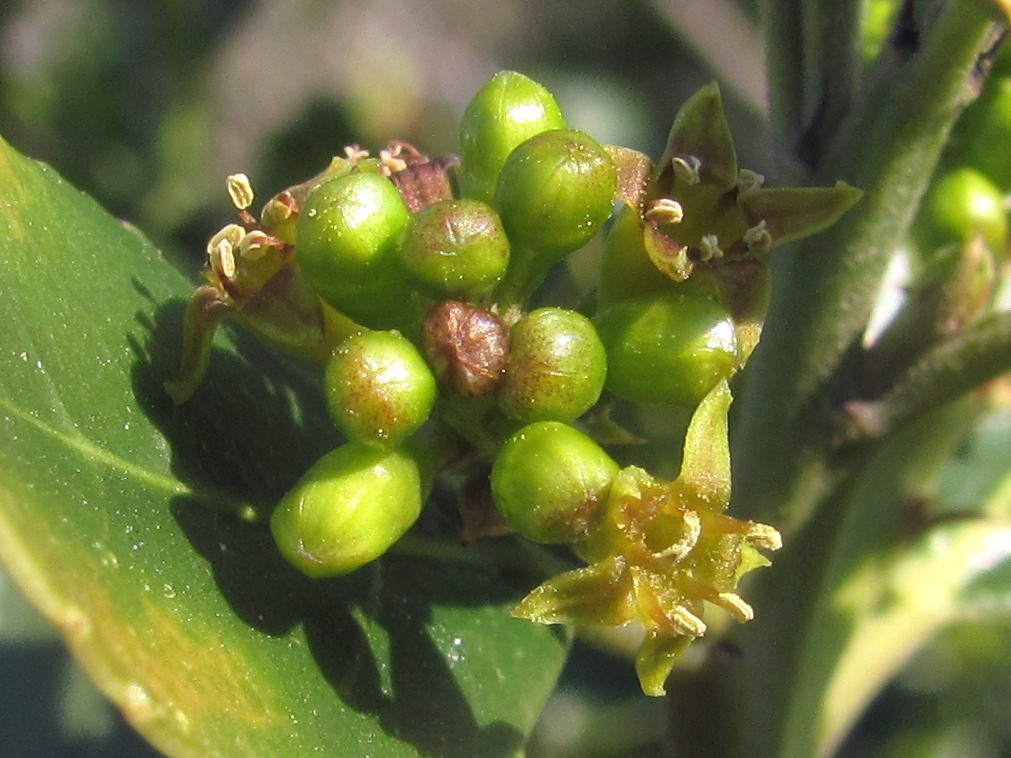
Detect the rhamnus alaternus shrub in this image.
<box><xmin>166</xmin><ymin>71</ymin><xmax>861</xmax><ymax>695</ymax></box>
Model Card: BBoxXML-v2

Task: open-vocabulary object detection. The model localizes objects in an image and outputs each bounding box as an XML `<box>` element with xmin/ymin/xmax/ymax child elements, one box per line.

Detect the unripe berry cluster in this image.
<box><xmin>169</xmin><ymin>70</ymin><xmax>861</xmax><ymax>695</ymax></box>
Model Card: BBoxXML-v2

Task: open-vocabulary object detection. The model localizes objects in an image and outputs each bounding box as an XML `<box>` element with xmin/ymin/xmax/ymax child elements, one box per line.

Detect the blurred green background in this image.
<box><xmin>2</xmin><ymin>1</ymin><xmax>1010</xmax><ymax>755</ymax></box>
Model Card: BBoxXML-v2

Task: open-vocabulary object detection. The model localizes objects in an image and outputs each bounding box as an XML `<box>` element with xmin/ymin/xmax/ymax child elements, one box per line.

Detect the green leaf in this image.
<box><xmin>0</xmin><ymin>135</ymin><xmax>568</xmax><ymax>757</ymax></box>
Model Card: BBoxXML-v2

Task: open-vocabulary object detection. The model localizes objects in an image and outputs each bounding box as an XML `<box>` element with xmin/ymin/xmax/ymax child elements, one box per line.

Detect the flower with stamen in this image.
<box><xmin>512</xmin><ymin>379</ymin><xmax>781</xmax><ymax>696</ymax></box>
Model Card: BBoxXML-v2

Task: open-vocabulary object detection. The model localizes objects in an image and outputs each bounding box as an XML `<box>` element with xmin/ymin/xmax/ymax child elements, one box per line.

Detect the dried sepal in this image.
<box><xmin>163</xmin><ymin>285</ymin><xmax>234</xmax><ymax>404</ymax></box>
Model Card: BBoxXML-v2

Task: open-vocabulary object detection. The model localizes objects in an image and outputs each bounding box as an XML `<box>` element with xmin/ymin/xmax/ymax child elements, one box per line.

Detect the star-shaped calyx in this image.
<box><xmin>602</xmin><ymin>84</ymin><xmax>862</xmax><ymax>360</ymax></box>
<box><xmin>640</xmin><ymin>82</ymin><xmax>862</xmax><ymax>280</ymax></box>
<box><xmin>512</xmin><ymin>379</ymin><xmax>781</xmax><ymax>696</ymax></box>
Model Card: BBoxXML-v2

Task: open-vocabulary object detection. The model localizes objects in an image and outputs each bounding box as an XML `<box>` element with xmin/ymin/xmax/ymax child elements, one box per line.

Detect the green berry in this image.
<box><xmin>495</xmin><ymin>129</ymin><xmax>617</xmax><ymax>261</ymax></box>
<box><xmin>296</xmin><ymin>171</ymin><xmax>415</xmax><ymax>329</ymax></box>
<box><xmin>398</xmin><ymin>198</ymin><xmax>510</xmax><ymax>299</ymax></box>
<box><xmin>499</xmin><ymin>307</ymin><xmax>607</xmax><ymax>423</ymax></box>
<box><xmin>460</xmin><ymin>70</ymin><xmax>567</xmax><ymax>204</ymax></box>
<box><xmin>918</xmin><ymin>167</ymin><xmax>1008</xmax><ymax>252</ymax></box>
<box><xmin>593</xmin><ymin>292</ymin><xmax>738</xmax><ymax>406</ymax></box>
<box><xmin>324</xmin><ymin>330</ymin><xmax>437</xmax><ymax>448</ymax></box>
<box><xmin>270</xmin><ymin>443</ymin><xmax>424</xmax><ymax>577</ymax></box>
<box><xmin>491</xmin><ymin>421</ymin><xmax>618</xmax><ymax>544</ymax></box>
<box><xmin>598</xmin><ymin>202</ymin><xmax>674</xmax><ymax>308</ymax></box>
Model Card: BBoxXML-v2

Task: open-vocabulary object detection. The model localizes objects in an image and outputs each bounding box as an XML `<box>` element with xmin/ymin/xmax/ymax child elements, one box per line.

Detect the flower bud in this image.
<box><xmin>398</xmin><ymin>198</ymin><xmax>510</xmax><ymax>300</ymax></box>
<box><xmin>460</xmin><ymin>70</ymin><xmax>567</xmax><ymax>204</ymax></box>
<box><xmin>593</xmin><ymin>292</ymin><xmax>738</xmax><ymax>406</ymax></box>
<box><xmin>270</xmin><ymin>443</ymin><xmax>424</xmax><ymax>577</ymax></box>
<box><xmin>325</xmin><ymin>330</ymin><xmax>437</xmax><ymax>449</ymax></box>
<box><xmin>491</xmin><ymin>421</ymin><xmax>618</xmax><ymax>544</ymax></box>
<box><xmin>495</xmin><ymin>129</ymin><xmax>617</xmax><ymax>262</ymax></box>
<box><xmin>296</xmin><ymin>171</ymin><xmax>416</xmax><ymax>329</ymax></box>
<box><xmin>498</xmin><ymin>307</ymin><xmax>607</xmax><ymax>423</ymax></box>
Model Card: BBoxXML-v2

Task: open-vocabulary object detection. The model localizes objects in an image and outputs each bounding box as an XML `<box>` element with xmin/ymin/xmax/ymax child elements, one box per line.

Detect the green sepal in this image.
<box><xmin>512</xmin><ymin>555</ymin><xmax>636</xmax><ymax>627</ymax></box>
<box><xmin>738</xmin><ymin>181</ymin><xmax>863</xmax><ymax>249</ymax></box>
<box><xmin>635</xmin><ymin>631</ymin><xmax>693</xmax><ymax>697</ymax></box>
<box><xmin>652</xmin><ymin>82</ymin><xmax>738</xmax><ymax>195</ymax></box>
<box><xmin>672</xmin><ymin>378</ymin><xmax>732</xmax><ymax>509</ymax></box>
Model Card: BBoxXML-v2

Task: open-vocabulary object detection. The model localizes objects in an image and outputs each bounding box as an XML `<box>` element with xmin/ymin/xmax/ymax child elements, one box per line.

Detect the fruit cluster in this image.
<box><xmin>167</xmin><ymin>71</ymin><xmax>860</xmax><ymax>695</ymax></box>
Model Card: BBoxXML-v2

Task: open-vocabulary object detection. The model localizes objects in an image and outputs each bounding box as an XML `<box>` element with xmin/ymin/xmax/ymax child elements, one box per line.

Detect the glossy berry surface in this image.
<box><xmin>324</xmin><ymin>330</ymin><xmax>437</xmax><ymax>448</ymax></box>
<box><xmin>494</xmin><ymin>128</ymin><xmax>617</xmax><ymax>261</ymax></box>
<box><xmin>594</xmin><ymin>292</ymin><xmax>738</xmax><ymax>406</ymax></box>
<box><xmin>491</xmin><ymin>421</ymin><xmax>618</xmax><ymax>544</ymax></box>
<box><xmin>296</xmin><ymin>171</ymin><xmax>414</xmax><ymax>329</ymax></box>
<box><xmin>270</xmin><ymin>443</ymin><xmax>424</xmax><ymax>577</ymax></box>
<box><xmin>459</xmin><ymin>70</ymin><xmax>567</xmax><ymax>204</ymax></box>
<box><xmin>398</xmin><ymin>198</ymin><xmax>510</xmax><ymax>300</ymax></box>
<box><xmin>498</xmin><ymin>307</ymin><xmax>607</xmax><ymax>423</ymax></box>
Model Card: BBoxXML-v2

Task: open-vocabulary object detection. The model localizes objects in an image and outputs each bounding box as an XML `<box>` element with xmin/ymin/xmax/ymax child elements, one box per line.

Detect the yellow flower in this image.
<box><xmin>512</xmin><ymin>380</ymin><xmax>781</xmax><ymax>695</ymax></box>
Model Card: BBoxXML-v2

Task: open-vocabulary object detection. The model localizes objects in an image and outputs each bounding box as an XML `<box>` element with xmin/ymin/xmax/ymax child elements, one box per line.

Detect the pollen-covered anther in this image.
<box><xmin>226</xmin><ymin>173</ymin><xmax>255</xmax><ymax>211</ymax></box>
<box><xmin>736</xmin><ymin>168</ymin><xmax>765</xmax><ymax>196</ymax></box>
<box><xmin>699</xmin><ymin>234</ymin><xmax>724</xmax><ymax>261</ymax></box>
<box><xmin>344</xmin><ymin>144</ymin><xmax>370</xmax><ymax>162</ymax></box>
<box><xmin>237</xmin><ymin>230</ymin><xmax>278</xmax><ymax>260</ymax></box>
<box><xmin>670</xmin><ymin>604</ymin><xmax>707</xmax><ymax>637</ymax></box>
<box><xmin>206</xmin><ymin>223</ymin><xmax>245</xmax><ymax>256</ymax></box>
<box><xmin>672</xmin><ymin>155</ymin><xmax>702</xmax><ymax>185</ymax></box>
<box><xmin>716</xmin><ymin>592</ymin><xmax>754</xmax><ymax>622</ymax></box>
<box><xmin>261</xmin><ymin>193</ymin><xmax>296</xmax><ymax>230</ymax></box>
<box><xmin>745</xmin><ymin>522</ymin><xmax>783</xmax><ymax>551</ymax></box>
<box><xmin>209</xmin><ymin>238</ymin><xmax>236</xmax><ymax>280</ymax></box>
<box><xmin>644</xmin><ymin>197</ymin><xmax>684</xmax><ymax>225</ymax></box>
<box><xmin>743</xmin><ymin>220</ymin><xmax>773</xmax><ymax>255</ymax></box>
<box><xmin>379</xmin><ymin>148</ymin><xmax>409</xmax><ymax>176</ymax></box>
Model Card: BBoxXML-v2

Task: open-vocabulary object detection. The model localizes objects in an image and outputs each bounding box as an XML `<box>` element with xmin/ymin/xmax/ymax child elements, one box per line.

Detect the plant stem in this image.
<box><xmin>837</xmin><ymin>310</ymin><xmax>1011</xmax><ymax>446</ymax></box>
<box><xmin>762</xmin><ymin>0</ymin><xmax>806</xmax><ymax>155</ymax></box>
<box><xmin>733</xmin><ymin>0</ymin><xmax>999</xmax><ymax>530</ymax></box>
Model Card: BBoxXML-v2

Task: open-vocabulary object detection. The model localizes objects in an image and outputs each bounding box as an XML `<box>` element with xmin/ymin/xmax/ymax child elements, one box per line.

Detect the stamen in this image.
<box><xmin>716</xmin><ymin>592</ymin><xmax>754</xmax><ymax>622</ymax></box>
<box><xmin>745</xmin><ymin>522</ymin><xmax>783</xmax><ymax>551</ymax></box>
<box><xmin>238</xmin><ymin>230</ymin><xmax>272</xmax><ymax>260</ymax></box>
<box><xmin>206</xmin><ymin>224</ymin><xmax>245</xmax><ymax>256</ymax></box>
<box><xmin>670</xmin><ymin>605</ymin><xmax>707</xmax><ymax>637</ymax></box>
<box><xmin>344</xmin><ymin>144</ymin><xmax>370</xmax><ymax>162</ymax></box>
<box><xmin>209</xmin><ymin>239</ymin><xmax>236</xmax><ymax>280</ymax></box>
<box><xmin>226</xmin><ymin>174</ymin><xmax>254</xmax><ymax>211</ymax></box>
<box><xmin>737</xmin><ymin>169</ymin><xmax>765</xmax><ymax>195</ymax></box>
<box><xmin>644</xmin><ymin>197</ymin><xmax>684</xmax><ymax>225</ymax></box>
<box><xmin>672</xmin><ymin>155</ymin><xmax>702</xmax><ymax>185</ymax></box>
<box><xmin>743</xmin><ymin>220</ymin><xmax>773</xmax><ymax>255</ymax></box>
<box><xmin>700</xmin><ymin>234</ymin><xmax>723</xmax><ymax>261</ymax></box>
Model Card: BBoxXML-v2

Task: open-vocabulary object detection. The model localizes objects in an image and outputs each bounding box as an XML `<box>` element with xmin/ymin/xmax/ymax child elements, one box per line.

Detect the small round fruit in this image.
<box><xmin>499</xmin><ymin>307</ymin><xmax>606</xmax><ymax>423</ymax></box>
<box><xmin>919</xmin><ymin>167</ymin><xmax>1008</xmax><ymax>252</ymax></box>
<box><xmin>325</xmin><ymin>330</ymin><xmax>437</xmax><ymax>448</ymax></box>
<box><xmin>495</xmin><ymin>128</ymin><xmax>617</xmax><ymax>261</ymax></box>
<box><xmin>270</xmin><ymin>443</ymin><xmax>423</xmax><ymax>577</ymax></box>
<box><xmin>460</xmin><ymin>70</ymin><xmax>567</xmax><ymax>204</ymax></box>
<box><xmin>296</xmin><ymin>171</ymin><xmax>415</xmax><ymax>328</ymax></box>
<box><xmin>398</xmin><ymin>199</ymin><xmax>510</xmax><ymax>299</ymax></box>
<box><xmin>491</xmin><ymin>421</ymin><xmax>618</xmax><ymax>543</ymax></box>
<box><xmin>593</xmin><ymin>292</ymin><xmax>738</xmax><ymax>406</ymax></box>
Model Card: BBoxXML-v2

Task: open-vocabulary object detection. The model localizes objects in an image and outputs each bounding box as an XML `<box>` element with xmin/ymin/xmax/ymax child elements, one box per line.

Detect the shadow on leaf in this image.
<box><xmin>131</xmin><ymin>293</ymin><xmax>552</xmax><ymax>755</ymax></box>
